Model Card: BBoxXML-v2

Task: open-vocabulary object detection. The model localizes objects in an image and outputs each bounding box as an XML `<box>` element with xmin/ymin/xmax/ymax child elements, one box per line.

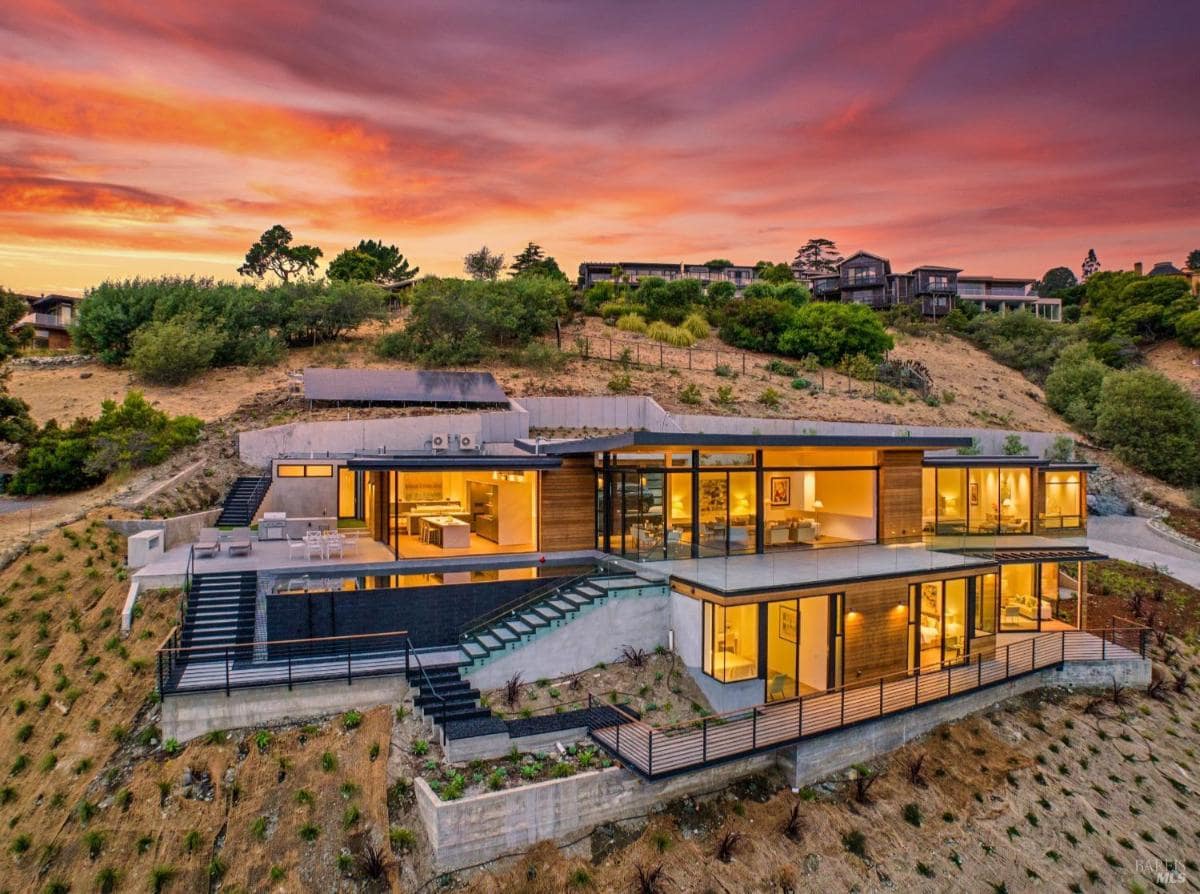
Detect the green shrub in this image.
<box><xmin>1094</xmin><ymin>369</ymin><xmax>1200</xmax><ymax>485</ymax></box>
<box><xmin>519</xmin><ymin>342</ymin><xmax>568</xmax><ymax>371</ymax></box>
<box><xmin>607</xmin><ymin>373</ymin><xmax>634</xmax><ymax>394</ymax></box>
<box><xmin>718</xmin><ymin>297</ymin><xmax>798</xmax><ymax>354</ymax></box>
<box><xmin>765</xmin><ymin>359</ymin><xmax>797</xmax><ymax>376</ymax></box>
<box><xmin>713</xmin><ymin>385</ymin><xmax>735</xmax><ymax>407</ymax></box>
<box><xmin>1044</xmin><ymin>343</ymin><xmax>1109</xmax><ymax>433</ymax></box>
<box><xmin>646</xmin><ymin>322</ymin><xmax>695</xmax><ymax>347</ymax></box>
<box><xmin>757</xmin><ymin>388</ymin><xmax>783</xmax><ymax>409</ymax></box>
<box><xmin>776</xmin><ymin>303</ymin><xmax>893</xmax><ymax>365</ymax></box>
<box><xmin>681</xmin><ymin>313</ymin><xmax>710</xmax><ymax>339</ymax></box>
<box><xmin>679</xmin><ymin>384</ymin><xmax>702</xmax><ymax>405</ymax></box>
<box><xmin>128</xmin><ymin>319</ymin><xmax>222</xmax><ymax>385</ymax></box>
<box><xmin>1002</xmin><ymin>434</ymin><xmax>1030</xmax><ymax>456</ymax></box>
<box><xmin>791</xmin><ymin>377</ymin><xmax>811</xmax><ymax>390</ymax></box>
<box><xmin>616</xmin><ymin>313</ymin><xmax>648</xmax><ymax>334</ymax></box>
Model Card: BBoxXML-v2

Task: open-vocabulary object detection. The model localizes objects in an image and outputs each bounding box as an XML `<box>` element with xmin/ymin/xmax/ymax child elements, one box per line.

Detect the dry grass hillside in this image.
<box><xmin>0</xmin><ymin>514</ymin><xmax>397</xmax><ymax>893</ymax></box>
<box><xmin>9</xmin><ymin>317</ymin><xmax>1065</xmax><ymax>432</ymax></box>
<box><xmin>1145</xmin><ymin>339</ymin><xmax>1200</xmax><ymax>399</ymax></box>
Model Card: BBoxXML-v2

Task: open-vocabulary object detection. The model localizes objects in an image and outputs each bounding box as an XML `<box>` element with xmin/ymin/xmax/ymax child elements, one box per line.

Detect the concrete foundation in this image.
<box><xmin>417</xmin><ymin>654</ymin><xmax>1148</xmax><ymax>872</ymax></box>
<box><xmin>778</xmin><ymin>657</ymin><xmax>1150</xmax><ymax>788</ymax></box>
<box><xmin>416</xmin><ymin>751</ymin><xmax>778</xmax><ymax>872</ymax></box>
<box><xmin>161</xmin><ymin>676</ymin><xmax>410</xmax><ymax>742</ymax></box>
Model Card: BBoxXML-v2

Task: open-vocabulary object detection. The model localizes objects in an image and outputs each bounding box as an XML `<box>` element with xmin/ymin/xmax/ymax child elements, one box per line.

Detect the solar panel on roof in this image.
<box><xmin>302</xmin><ymin>368</ymin><xmax>509</xmax><ymax>405</ymax></box>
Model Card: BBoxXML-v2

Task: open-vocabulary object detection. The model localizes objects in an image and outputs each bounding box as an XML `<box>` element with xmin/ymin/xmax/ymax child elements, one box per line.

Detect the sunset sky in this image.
<box><xmin>1</xmin><ymin>0</ymin><xmax>1197</xmax><ymax>296</ymax></box>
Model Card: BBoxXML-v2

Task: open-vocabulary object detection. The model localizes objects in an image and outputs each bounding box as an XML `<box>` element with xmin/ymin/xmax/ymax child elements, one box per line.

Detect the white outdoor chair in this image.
<box><xmin>287</xmin><ymin>537</ymin><xmax>307</xmax><ymax>560</ymax></box>
<box><xmin>304</xmin><ymin>532</ymin><xmax>324</xmax><ymax>560</ymax></box>
<box><xmin>324</xmin><ymin>533</ymin><xmax>343</xmax><ymax>559</ymax></box>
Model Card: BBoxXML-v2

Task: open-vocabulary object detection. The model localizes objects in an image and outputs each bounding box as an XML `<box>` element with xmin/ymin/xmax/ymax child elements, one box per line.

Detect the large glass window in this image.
<box><xmin>929</xmin><ymin>466</ymin><xmax>1031</xmax><ymax>535</ymax></box>
<box><xmin>1000</xmin><ymin>564</ymin><xmax>1037</xmax><ymax>630</ymax></box>
<box><xmin>337</xmin><ymin>467</ymin><xmax>358</xmax><ymax>518</ymax></box>
<box><xmin>766</xmin><ymin>596</ymin><xmax>830</xmax><ymax>700</ymax></box>
<box><xmin>703</xmin><ymin>603</ymin><xmax>758</xmax><ymax>682</ymax></box>
<box><xmin>729</xmin><ymin>471</ymin><xmax>756</xmax><ymax>555</ymax></box>
<box><xmin>1041</xmin><ymin>472</ymin><xmax>1084</xmax><ymax>530</ymax></box>
<box><xmin>698</xmin><ymin>472</ymin><xmax>729</xmax><ymax>557</ymax></box>
<box><xmin>912</xmin><ymin>578</ymin><xmax>969</xmax><ymax>669</ymax></box>
<box><xmin>974</xmin><ymin>573</ymin><xmax>997</xmax><ymax>637</ymax></box>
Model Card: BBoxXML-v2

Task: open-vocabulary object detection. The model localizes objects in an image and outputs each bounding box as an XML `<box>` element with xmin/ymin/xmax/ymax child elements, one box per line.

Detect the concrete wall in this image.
<box><xmin>418</xmin><ymin>655</ymin><xmax>1148</xmax><ymax>872</ymax></box>
<box><xmin>416</xmin><ymin>751</ymin><xmax>778</xmax><ymax>872</ymax></box>
<box><xmin>670</xmin><ymin>411</ymin><xmax>1066</xmax><ymax>456</ymax></box>
<box><xmin>778</xmin><ymin>657</ymin><xmax>1150</xmax><ymax>788</ymax></box>
<box><xmin>265</xmin><ymin>466</ymin><xmax>341</xmax><ymax>519</ymax></box>
<box><xmin>107</xmin><ymin>508</ymin><xmax>221</xmax><ymax>552</ymax></box>
<box><xmin>518</xmin><ymin>396</ymin><xmax>680</xmax><ymax>433</ymax></box>
<box><xmin>465</xmin><ymin>591</ymin><xmax>671</xmax><ymax>691</ymax></box>
<box><xmin>238</xmin><ymin>414</ymin><xmax>525</xmax><ymax>468</ymax></box>
<box><xmin>161</xmin><ymin>676</ymin><xmax>410</xmax><ymax>742</ymax></box>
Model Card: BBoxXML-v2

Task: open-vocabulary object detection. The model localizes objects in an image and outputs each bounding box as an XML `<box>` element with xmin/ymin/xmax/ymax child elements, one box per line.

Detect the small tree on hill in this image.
<box><xmin>327</xmin><ymin>240</ymin><xmax>417</xmax><ymax>285</ymax></box>
<box><xmin>793</xmin><ymin>238</ymin><xmax>843</xmax><ymax>275</ymax></box>
<box><xmin>237</xmin><ymin>225</ymin><xmax>322</xmax><ymax>282</ymax></box>
<box><xmin>1037</xmin><ymin>267</ymin><xmax>1077</xmax><ymax>297</ymax></box>
<box><xmin>1187</xmin><ymin>249</ymin><xmax>1200</xmax><ymax>272</ymax></box>
<box><xmin>464</xmin><ymin>246</ymin><xmax>505</xmax><ymax>281</ymax></box>
<box><xmin>1081</xmin><ymin>248</ymin><xmax>1101</xmax><ymax>282</ymax></box>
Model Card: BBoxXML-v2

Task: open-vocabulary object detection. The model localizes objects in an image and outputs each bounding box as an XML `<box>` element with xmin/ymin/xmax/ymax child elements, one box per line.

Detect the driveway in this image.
<box><xmin>1087</xmin><ymin>515</ymin><xmax>1200</xmax><ymax>589</ymax></box>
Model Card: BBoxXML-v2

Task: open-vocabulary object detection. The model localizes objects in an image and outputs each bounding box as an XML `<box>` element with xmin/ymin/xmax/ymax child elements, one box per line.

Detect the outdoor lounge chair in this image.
<box><xmin>227</xmin><ymin>527</ymin><xmax>254</xmax><ymax>557</ymax></box>
<box><xmin>767</xmin><ymin>674</ymin><xmax>790</xmax><ymax>701</ymax></box>
<box><xmin>194</xmin><ymin>528</ymin><xmax>221</xmax><ymax>558</ymax></box>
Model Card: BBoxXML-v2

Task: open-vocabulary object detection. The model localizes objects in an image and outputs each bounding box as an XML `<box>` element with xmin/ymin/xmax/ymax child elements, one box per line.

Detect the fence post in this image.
<box><xmin>616</xmin><ymin>718</ymin><xmax>621</xmax><ymax>754</ymax></box>
<box><xmin>977</xmin><ymin>652</ymin><xmax>982</xmax><ymax>687</ymax></box>
<box><xmin>878</xmin><ymin>678</ymin><xmax>884</xmax><ymax>717</ymax></box>
<box><xmin>1061</xmin><ymin>632</ymin><xmax>1066</xmax><ymax>665</ymax></box>
<box><xmin>1102</xmin><ymin>632</ymin><xmax>1106</xmax><ymax>661</ymax></box>
<box><xmin>346</xmin><ymin>640</ymin><xmax>352</xmax><ymax>685</ymax></box>
<box><xmin>287</xmin><ymin>646</ymin><xmax>293</xmax><ymax>691</ymax></box>
<box><xmin>1005</xmin><ymin>644</ymin><xmax>1010</xmax><ymax>678</ymax></box>
<box><xmin>1032</xmin><ymin>637</ymin><xmax>1037</xmax><ymax>669</ymax></box>
<box><xmin>702</xmin><ymin>718</ymin><xmax>708</xmax><ymax>762</ymax></box>
<box><xmin>741</xmin><ymin>352</ymin><xmax>746</xmax><ymax>374</ymax></box>
<box><xmin>224</xmin><ymin>648</ymin><xmax>231</xmax><ymax>697</ymax></box>
<box><xmin>648</xmin><ymin>731</ymin><xmax>654</xmax><ymax>776</ymax></box>
<box><xmin>798</xmin><ymin>695</ymin><xmax>803</xmax><ymax>738</ymax></box>
<box><xmin>752</xmin><ymin>707</ymin><xmax>758</xmax><ymax>750</ymax></box>
<box><xmin>659</xmin><ymin>344</ymin><xmax>663</xmax><ymax>368</ymax></box>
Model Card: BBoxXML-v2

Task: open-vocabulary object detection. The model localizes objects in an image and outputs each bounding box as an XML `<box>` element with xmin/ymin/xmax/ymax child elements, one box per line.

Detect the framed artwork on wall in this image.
<box><xmin>769</xmin><ymin>476</ymin><xmax>791</xmax><ymax>506</ymax></box>
<box><xmin>969</xmin><ymin>480</ymin><xmax>979</xmax><ymax>506</ymax></box>
<box><xmin>779</xmin><ymin>604</ymin><xmax>798</xmax><ymax>643</ymax></box>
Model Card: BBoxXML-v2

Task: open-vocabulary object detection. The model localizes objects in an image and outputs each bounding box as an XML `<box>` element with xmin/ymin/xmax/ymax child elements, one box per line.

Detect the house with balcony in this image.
<box><xmin>803</xmin><ymin>250</ymin><xmax>1062</xmax><ymax>321</ymax></box>
<box><xmin>141</xmin><ymin>386</ymin><xmax>1144</xmax><ymax>787</ymax></box>
<box><xmin>578</xmin><ymin>261</ymin><xmax>758</xmax><ymax>292</ymax></box>
<box><xmin>12</xmin><ymin>294</ymin><xmax>80</xmax><ymax>348</ymax></box>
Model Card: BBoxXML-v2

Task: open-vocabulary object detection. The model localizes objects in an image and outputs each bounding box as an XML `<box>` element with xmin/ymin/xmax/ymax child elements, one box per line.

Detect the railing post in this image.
<box><xmin>1005</xmin><ymin>644</ymin><xmax>1010</xmax><ymax>678</ymax></box>
<box><xmin>648</xmin><ymin>731</ymin><xmax>654</xmax><ymax>776</ymax></box>
<box><xmin>346</xmin><ymin>640</ymin><xmax>352</xmax><ymax>685</ymax></box>
<box><xmin>1140</xmin><ymin>628</ymin><xmax>1147</xmax><ymax>658</ymax></box>
<box><xmin>798</xmin><ymin>695</ymin><xmax>803</xmax><ymax>738</ymax></box>
<box><xmin>977</xmin><ymin>652</ymin><xmax>982</xmax><ymax>687</ymax></box>
<box><xmin>224</xmin><ymin>648</ymin><xmax>230</xmax><ymax>697</ymax></box>
<box><xmin>616</xmin><ymin>718</ymin><xmax>621</xmax><ymax>754</ymax></box>
<box><xmin>879</xmin><ymin>678</ymin><xmax>884</xmax><ymax>717</ymax></box>
<box><xmin>702</xmin><ymin>718</ymin><xmax>708</xmax><ymax>762</ymax></box>
<box><xmin>1102</xmin><ymin>631</ymin><xmax>1106</xmax><ymax>661</ymax></box>
<box><xmin>752</xmin><ymin>707</ymin><xmax>758</xmax><ymax>750</ymax></box>
<box><xmin>840</xmin><ymin>688</ymin><xmax>846</xmax><ymax>725</ymax></box>
<box><xmin>1032</xmin><ymin>636</ymin><xmax>1036</xmax><ymax>668</ymax></box>
<box><xmin>1061</xmin><ymin>632</ymin><xmax>1066</xmax><ymax>665</ymax></box>
<box><xmin>287</xmin><ymin>646</ymin><xmax>293</xmax><ymax>691</ymax></box>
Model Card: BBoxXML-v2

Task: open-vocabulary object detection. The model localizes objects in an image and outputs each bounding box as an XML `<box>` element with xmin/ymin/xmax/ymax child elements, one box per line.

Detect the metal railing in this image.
<box><xmin>156</xmin><ymin>628</ymin><xmax>410</xmax><ymax>696</ymax></box>
<box><xmin>588</xmin><ymin>625</ymin><xmax>1148</xmax><ymax>779</ymax></box>
<box><xmin>405</xmin><ymin>636</ymin><xmax>448</xmax><ymax>726</ymax></box>
<box><xmin>458</xmin><ymin>563</ymin><xmax>622</xmax><ymax>644</ymax></box>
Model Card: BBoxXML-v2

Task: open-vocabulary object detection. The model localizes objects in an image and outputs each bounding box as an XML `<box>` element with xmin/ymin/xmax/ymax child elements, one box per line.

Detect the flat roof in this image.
<box><xmin>303</xmin><ymin>368</ymin><xmax>508</xmax><ymax>406</ymax></box>
<box><xmin>924</xmin><ymin>456</ymin><xmax>1097</xmax><ymax>471</ymax></box>
<box><xmin>346</xmin><ymin>454</ymin><xmax>560</xmax><ymax>471</ymax></box>
<box><xmin>518</xmin><ymin>430</ymin><xmax>973</xmax><ymax>454</ymax></box>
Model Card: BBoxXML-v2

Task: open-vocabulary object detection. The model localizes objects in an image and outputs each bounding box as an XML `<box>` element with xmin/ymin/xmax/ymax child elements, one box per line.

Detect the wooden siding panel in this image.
<box><xmin>842</xmin><ymin>577</ymin><xmax>910</xmax><ymax>683</ymax></box>
<box><xmin>539</xmin><ymin>458</ymin><xmax>596</xmax><ymax>552</ymax></box>
<box><xmin>878</xmin><ymin>450</ymin><xmax>923</xmax><ymax>543</ymax></box>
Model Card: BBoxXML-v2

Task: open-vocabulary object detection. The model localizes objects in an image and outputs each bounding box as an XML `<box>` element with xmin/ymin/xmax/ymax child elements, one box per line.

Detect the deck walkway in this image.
<box><xmin>590</xmin><ymin>627</ymin><xmax>1145</xmax><ymax>778</ymax></box>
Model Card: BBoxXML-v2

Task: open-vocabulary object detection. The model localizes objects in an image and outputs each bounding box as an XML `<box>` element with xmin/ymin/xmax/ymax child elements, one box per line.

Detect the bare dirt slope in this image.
<box><xmin>8</xmin><ymin>319</ymin><xmax>1066</xmax><ymax>432</ymax></box>
<box><xmin>1145</xmin><ymin>338</ymin><xmax>1200</xmax><ymax>398</ymax></box>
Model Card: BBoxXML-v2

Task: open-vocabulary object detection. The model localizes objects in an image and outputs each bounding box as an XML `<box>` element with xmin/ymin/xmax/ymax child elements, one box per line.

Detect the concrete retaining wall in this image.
<box><xmin>518</xmin><ymin>396</ymin><xmax>679</xmax><ymax>433</ymax></box>
<box><xmin>670</xmin><ymin>411</ymin><xmax>1066</xmax><ymax>456</ymax></box>
<box><xmin>779</xmin><ymin>657</ymin><xmax>1150</xmax><ymax>788</ymax></box>
<box><xmin>238</xmin><ymin>412</ymin><xmax>526</xmax><ymax>468</ymax></box>
<box><xmin>416</xmin><ymin>751</ymin><xmax>778</xmax><ymax>872</ymax></box>
<box><xmin>107</xmin><ymin>508</ymin><xmax>221</xmax><ymax>552</ymax></box>
<box><xmin>465</xmin><ymin>591</ymin><xmax>671</xmax><ymax>691</ymax></box>
<box><xmin>161</xmin><ymin>676</ymin><xmax>410</xmax><ymax>742</ymax></box>
<box><xmin>446</xmin><ymin>725</ymin><xmax>591</xmax><ymax>763</ymax></box>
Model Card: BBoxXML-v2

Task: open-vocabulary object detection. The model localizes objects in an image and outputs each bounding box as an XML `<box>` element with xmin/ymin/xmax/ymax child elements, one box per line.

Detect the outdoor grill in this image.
<box><xmin>259</xmin><ymin>512</ymin><xmax>287</xmax><ymax>541</ymax></box>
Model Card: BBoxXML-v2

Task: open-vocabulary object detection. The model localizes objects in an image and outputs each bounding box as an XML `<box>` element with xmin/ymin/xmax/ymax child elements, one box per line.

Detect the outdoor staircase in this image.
<box><xmin>180</xmin><ymin>571</ymin><xmax>258</xmax><ymax>652</ymax></box>
<box><xmin>216</xmin><ymin>476</ymin><xmax>271</xmax><ymax>527</ymax></box>
<box><xmin>406</xmin><ymin>663</ymin><xmax>492</xmax><ymax>729</ymax></box>
<box><xmin>460</xmin><ymin>571</ymin><xmax>668</xmax><ymax>671</ymax></box>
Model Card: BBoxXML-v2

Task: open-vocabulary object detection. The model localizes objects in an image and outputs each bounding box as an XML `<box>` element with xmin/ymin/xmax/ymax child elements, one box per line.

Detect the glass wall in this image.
<box><xmin>999</xmin><ymin>563</ymin><xmax>1037</xmax><ymax>630</ymax></box>
<box><xmin>927</xmin><ymin>466</ymin><xmax>1031</xmax><ymax>535</ymax></box>
<box><xmin>703</xmin><ymin>602</ymin><xmax>758</xmax><ymax>682</ymax></box>
<box><xmin>765</xmin><ymin>596</ymin><xmax>830</xmax><ymax>699</ymax></box>
<box><xmin>911</xmin><ymin>578</ymin><xmax>969</xmax><ymax>669</ymax></box>
<box><xmin>974</xmin><ymin>572</ymin><xmax>997</xmax><ymax>637</ymax></box>
<box><xmin>596</xmin><ymin>448</ymin><xmax>877</xmax><ymax>559</ymax></box>
<box><xmin>337</xmin><ymin>467</ymin><xmax>358</xmax><ymax>518</ymax></box>
<box><xmin>1041</xmin><ymin>471</ymin><xmax>1084</xmax><ymax>530</ymax></box>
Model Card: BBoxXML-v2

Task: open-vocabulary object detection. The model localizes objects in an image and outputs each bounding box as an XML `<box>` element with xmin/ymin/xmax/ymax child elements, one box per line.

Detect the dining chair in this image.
<box><xmin>325</xmin><ymin>534</ymin><xmax>343</xmax><ymax>559</ymax></box>
<box><xmin>287</xmin><ymin>536</ymin><xmax>307</xmax><ymax>560</ymax></box>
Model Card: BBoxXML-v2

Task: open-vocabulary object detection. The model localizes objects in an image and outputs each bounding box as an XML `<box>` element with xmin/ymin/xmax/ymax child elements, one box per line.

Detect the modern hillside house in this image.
<box><xmin>578</xmin><ymin>261</ymin><xmax>757</xmax><ymax>291</ymax></box>
<box><xmin>143</xmin><ymin>390</ymin><xmax>1142</xmax><ymax>779</ymax></box>
<box><xmin>808</xmin><ymin>251</ymin><xmax>1061</xmax><ymax>321</ymax></box>
<box><xmin>12</xmin><ymin>294</ymin><xmax>80</xmax><ymax>348</ymax></box>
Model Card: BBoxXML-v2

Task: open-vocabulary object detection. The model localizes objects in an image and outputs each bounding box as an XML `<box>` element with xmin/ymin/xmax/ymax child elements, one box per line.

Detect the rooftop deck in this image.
<box><xmin>654</xmin><ymin>541</ymin><xmax>998</xmax><ymax>595</ymax></box>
